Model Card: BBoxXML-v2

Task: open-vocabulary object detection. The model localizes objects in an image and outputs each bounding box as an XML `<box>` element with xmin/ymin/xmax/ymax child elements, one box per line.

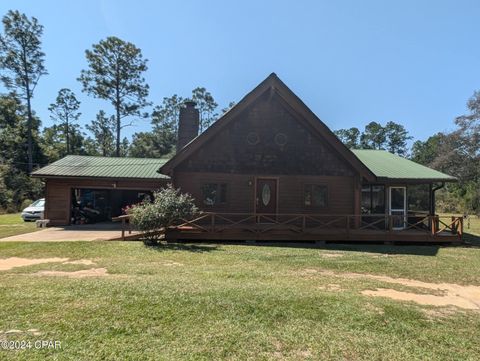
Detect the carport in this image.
<box><xmin>31</xmin><ymin>155</ymin><xmax>170</xmax><ymax>226</ymax></box>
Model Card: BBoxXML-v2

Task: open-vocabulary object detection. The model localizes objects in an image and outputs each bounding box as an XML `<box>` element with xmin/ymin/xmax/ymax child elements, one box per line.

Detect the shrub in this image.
<box><xmin>128</xmin><ymin>184</ymin><xmax>198</xmax><ymax>245</ymax></box>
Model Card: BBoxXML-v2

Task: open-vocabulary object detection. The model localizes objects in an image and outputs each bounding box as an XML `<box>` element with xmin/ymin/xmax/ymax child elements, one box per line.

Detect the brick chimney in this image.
<box><xmin>177</xmin><ymin>101</ymin><xmax>199</xmax><ymax>152</ymax></box>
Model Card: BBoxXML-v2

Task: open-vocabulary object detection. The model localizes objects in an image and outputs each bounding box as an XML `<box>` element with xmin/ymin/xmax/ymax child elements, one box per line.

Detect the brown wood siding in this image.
<box><xmin>177</xmin><ymin>91</ymin><xmax>356</xmax><ymax>177</ymax></box>
<box><xmin>175</xmin><ymin>172</ymin><xmax>254</xmax><ymax>213</ymax></box>
<box><xmin>45</xmin><ymin>179</ymin><xmax>70</xmax><ymax>226</ymax></box>
<box><xmin>44</xmin><ymin>178</ymin><xmax>168</xmax><ymax>226</ymax></box>
<box><xmin>175</xmin><ymin>172</ymin><xmax>354</xmax><ymax>214</ymax></box>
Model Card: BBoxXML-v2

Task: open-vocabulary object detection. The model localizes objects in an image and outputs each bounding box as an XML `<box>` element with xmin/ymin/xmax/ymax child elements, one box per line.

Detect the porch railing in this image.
<box><xmin>169</xmin><ymin>213</ymin><xmax>463</xmax><ymax>238</ymax></box>
<box><xmin>115</xmin><ymin>213</ymin><xmax>463</xmax><ymax>241</ymax></box>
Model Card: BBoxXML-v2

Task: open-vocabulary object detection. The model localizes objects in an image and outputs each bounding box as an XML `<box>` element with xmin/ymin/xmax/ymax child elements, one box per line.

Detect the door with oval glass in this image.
<box><xmin>256</xmin><ymin>178</ymin><xmax>278</xmax><ymax>215</ymax></box>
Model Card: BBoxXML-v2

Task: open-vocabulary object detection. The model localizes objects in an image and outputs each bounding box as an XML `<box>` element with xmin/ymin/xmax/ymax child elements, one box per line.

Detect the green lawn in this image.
<box><xmin>1</xmin><ymin>240</ymin><xmax>480</xmax><ymax>360</ymax></box>
<box><xmin>0</xmin><ymin>213</ymin><xmax>38</xmax><ymax>239</ymax></box>
<box><xmin>464</xmin><ymin>215</ymin><xmax>480</xmax><ymax>244</ymax></box>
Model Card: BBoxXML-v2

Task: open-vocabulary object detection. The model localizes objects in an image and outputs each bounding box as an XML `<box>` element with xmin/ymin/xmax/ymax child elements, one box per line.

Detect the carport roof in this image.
<box><xmin>31</xmin><ymin>155</ymin><xmax>170</xmax><ymax>180</ymax></box>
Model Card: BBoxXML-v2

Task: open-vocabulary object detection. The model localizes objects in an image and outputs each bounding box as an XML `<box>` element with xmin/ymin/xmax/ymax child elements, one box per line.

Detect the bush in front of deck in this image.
<box><xmin>128</xmin><ymin>184</ymin><xmax>198</xmax><ymax>245</ymax></box>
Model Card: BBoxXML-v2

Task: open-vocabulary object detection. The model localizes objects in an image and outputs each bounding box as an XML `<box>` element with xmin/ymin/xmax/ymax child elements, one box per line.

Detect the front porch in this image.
<box><xmin>165</xmin><ymin>213</ymin><xmax>463</xmax><ymax>243</ymax></box>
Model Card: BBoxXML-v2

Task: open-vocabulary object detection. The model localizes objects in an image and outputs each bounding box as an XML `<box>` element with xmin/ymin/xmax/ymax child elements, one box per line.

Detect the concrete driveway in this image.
<box><xmin>0</xmin><ymin>223</ymin><xmax>136</xmax><ymax>242</ymax></box>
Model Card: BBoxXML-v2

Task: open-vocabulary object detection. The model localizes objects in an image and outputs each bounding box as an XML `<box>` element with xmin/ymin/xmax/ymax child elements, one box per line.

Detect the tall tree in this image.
<box><xmin>130</xmin><ymin>104</ymin><xmax>178</xmax><ymax>158</ymax></box>
<box><xmin>454</xmin><ymin>90</ymin><xmax>480</xmax><ymax>166</ymax></box>
<box><xmin>191</xmin><ymin>87</ymin><xmax>218</xmax><ymax>132</ymax></box>
<box><xmin>48</xmin><ymin>88</ymin><xmax>81</xmax><ymax>154</ymax></box>
<box><xmin>334</xmin><ymin>127</ymin><xmax>360</xmax><ymax>149</ymax></box>
<box><xmin>360</xmin><ymin>121</ymin><xmax>386</xmax><ymax>149</ymax></box>
<box><xmin>41</xmin><ymin>124</ymin><xmax>85</xmax><ymax>161</ymax></box>
<box><xmin>78</xmin><ymin>36</ymin><xmax>149</xmax><ymax>157</ymax></box>
<box><xmin>409</xmin><ymin>91</ymin><xmax>480</xmax><ymax>213</ymax></box>
<box><xmin>0</xmin><ymin>10</ymin><xmax>47</xmax><ymax>172</ymax></box>
<box><xmin>0</xmin><ymin>94</ymin><xmax>44</xmax><ymax>210</ymax></box>
<box><xmin>221</xmin><ymin>101</ymin><xmax>236</xmax><ymax>114</ymax></box>
<box><xmin>411</xmin><ymin>134</ymin><xmax>443</xmax><ymax>166</ymax></box>
<box><xmin>120</xmin><ymin>137</ymin><xmax>129</xmax><ymax>157</ymax></box>
<box><xmin>151</xmin><ymin>94</ymin><xmax>184</xmax><ymax>135</ymax></box>
<box><xmin>335</xmin><ymin>121</ymin><xmax>411</xmax><ymax>155</ymax></box>
<box><xmin>85</xmin><ymin>110</ymin><xmax>115</xmax><ymax>156</ymax></box>
<box><xmin>384</xmin><ymin>121</ymin><xmax>412</xmax><ymax>156</ymax></box>
<box><xmin>0</xmin><ymin>94</ymin><xmax>45</xmax><ymax>170</ymax></box>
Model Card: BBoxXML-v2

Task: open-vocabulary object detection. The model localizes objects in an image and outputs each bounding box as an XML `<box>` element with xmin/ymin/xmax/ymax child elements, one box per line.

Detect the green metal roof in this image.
<box><xmin>31</xmin><ymin>151</ymin><xmax>454</xmax><ymax>182</ymax></box>
<box><xmin>31</xmin><ymin>155</ymin><xmax>170</xmax><ymax>180</ymax></box>
<box><xmin>352</xmin><ymin>149</ymin><xmax>456</xmax><ymax>181</ymax></box>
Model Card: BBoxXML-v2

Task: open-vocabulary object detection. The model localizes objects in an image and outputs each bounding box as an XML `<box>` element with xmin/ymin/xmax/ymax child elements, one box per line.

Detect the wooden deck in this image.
<box><xmin>164</xmin><ymin>213</ymin><xmax>463</xmax><ymax>244</ymax></box>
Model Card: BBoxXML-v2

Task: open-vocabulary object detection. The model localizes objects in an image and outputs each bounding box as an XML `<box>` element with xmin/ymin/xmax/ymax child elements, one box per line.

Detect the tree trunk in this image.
<box><xmin>116</xmin><ymin>108</ymin><xmax>120</xmax><ymax>157</ymax></box>
<box><xmin>115</xmin><ymin>75</ymin><xmax>121</xmax><ymax>157</ymax></box>
<box><xmin>66</xmin><ymin>116</ymin><xmax>70</xmax><ymax>155</ymax></box>
<box><xmin>26</xmin><ymin>90</ymin><xmax>33</xmax><ymax>174</ymax></box>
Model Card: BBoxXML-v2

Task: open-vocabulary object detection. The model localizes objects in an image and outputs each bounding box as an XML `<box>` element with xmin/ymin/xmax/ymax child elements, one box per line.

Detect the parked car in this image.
<box><xmin>21</xmin><ymin>198</ymin><xmax>45</xmax><ymax>222</ymax></box>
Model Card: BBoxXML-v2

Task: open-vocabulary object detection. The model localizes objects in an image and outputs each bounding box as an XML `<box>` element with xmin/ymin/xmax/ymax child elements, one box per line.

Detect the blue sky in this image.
<box><xmin>1</xmin><ymin>0</ymin><xmax>479</xmax><ymax>143</ymax></box>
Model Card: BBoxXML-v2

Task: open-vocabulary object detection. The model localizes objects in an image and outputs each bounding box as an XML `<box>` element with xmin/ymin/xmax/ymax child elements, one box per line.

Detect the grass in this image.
<box><xmin>464</xmin><ymin>215</ymin><xmax>480</xmax><ymax>244</ymax></box>
<box><xmin>0</xmin><ymin>215</ymin><xmax>478</xmax><ymax>360</ymax></box>
<box><xmin>0</xmin><ymin>213</ymin><xmax>38</xmax><ymax>239</ymax></box>
<box><xmin>1</xmin><ymin>240</ymin><xmax>480</xmax><ymax>360</ymax></box>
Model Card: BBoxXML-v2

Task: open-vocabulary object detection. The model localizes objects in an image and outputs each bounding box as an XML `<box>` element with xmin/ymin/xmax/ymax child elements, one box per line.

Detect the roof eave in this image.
<box><xmin>30</xmin><ymin>174</ymin><xmax>170</xmax><ymax>181</ymax></box>
<box><xmin>375</xmin><ymin>177</ymin><xmax>457</xmax><ymax>183</ymax></box>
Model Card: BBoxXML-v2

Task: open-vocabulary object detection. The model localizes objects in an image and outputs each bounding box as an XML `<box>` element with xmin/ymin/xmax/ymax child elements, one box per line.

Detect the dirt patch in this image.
<box><xmin>320</xmin><ymin>253</ymin><xmax>343</xmax><ymax>258</ymax></box>
<box><xmin>63</xmin><ymin>259</ymin><xmax>96</xmax><ymax>265</ymax></box>
<box><xmin>422</xmin><ymin>307</ymin><xmax>458</xmax><ymax>319</ymax></box>
<box><xmin>163</xmin><ymin>261</ymin><xmax>183</xmax><ymax>267</ymax></box>
<box><xmin>299</xmin><ymin>268</ymin><xmax>319</xmax><ymax>275</ymax></box>
<box><xmin>270</xmin><ymin>340</ymin><xmax>312</xmax><ymax>359</ymax></box>
<box><xmin>1</xmin><ymin>329</ymin><xmax>42</xmax><ymax>337</ymax></box>
<box><xmin>315</xmin><ymin>270</ymin><xmax>480</xmax><ymax>310</ymax></box>
<box><xmin>34</xmin><ymin>267</ymin><xmax>109</xmax><ymax>278</ymax></box>
<box><xmin>0</xmin><ymin>257</ymin><xmax>69</xmax><ymax>271</ymax></box>
<box><xmin>318</xmin><ymin>283</ymin><xmax>342</xmax><ymax>291</ymax></box>
<box><xmin>363</xmin><ymin>302</ymin><xmax>385</xmax><ymax>315</ymax></box>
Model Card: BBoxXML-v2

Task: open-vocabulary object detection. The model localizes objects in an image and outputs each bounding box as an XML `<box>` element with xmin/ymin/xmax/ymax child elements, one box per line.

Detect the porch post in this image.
<box><xmin>429</xmin><ymin>183</ymin><xmax>434</xmax><ymax>215</ymax></box>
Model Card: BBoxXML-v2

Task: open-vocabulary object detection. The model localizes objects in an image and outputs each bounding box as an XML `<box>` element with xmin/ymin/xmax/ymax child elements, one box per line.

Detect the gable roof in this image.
<box><xmin>31</xmin><ymin>155</ymin><xmax>170</xmax><ymax>180</ymax></box>
<box><xmin>159</xmin><ymin>73</ymin><xmax>376</xmax><ymax>181</ymax></box>
<box><xmin>352</xmin><ymin>150</ymin><xmax>456</xmax><ymax>182</ymax></box>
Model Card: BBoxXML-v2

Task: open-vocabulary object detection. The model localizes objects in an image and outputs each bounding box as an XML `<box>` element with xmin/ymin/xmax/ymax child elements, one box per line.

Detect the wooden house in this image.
<box><xmin>32</xmin><ymin>73</ymin><xmax>462</xmax><ymax>243</ymax></box>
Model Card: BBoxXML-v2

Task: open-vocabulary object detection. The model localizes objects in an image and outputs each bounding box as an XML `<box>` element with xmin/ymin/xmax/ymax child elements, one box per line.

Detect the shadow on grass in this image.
<box><xmin>173</xmin><ymin>239</ymin><xmax>442</xmax><ymax>256</ymax></box>
<box><xmin>463</xmin><ymin>233</ymin><xmax>480</xmax><ymax>247</ymax></box>
<box><xmin>144</xmin><ymin>242</ymin><xmax>220</xmax><ymax>253</ymax></box>
<box><xmin>249</xmin><ymin>242</ymin><xmax>440</xmax><ymax>256</ymax></box>
<box><xmin>315</xmin><ymin>243</ymin><xmax>441</xmax><ymax>256</ymax></box>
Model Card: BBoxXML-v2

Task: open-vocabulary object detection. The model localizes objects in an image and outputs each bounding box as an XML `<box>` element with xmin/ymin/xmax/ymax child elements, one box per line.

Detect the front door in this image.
<box><xmin>389</xmin><ymin>187</ymin><xmax>406</xmax><ymax>230</ymax></box>
<box><xmin>256</xmin><ymin>178</ymin><xmax>277</xmax><ymax>215</ymax></box>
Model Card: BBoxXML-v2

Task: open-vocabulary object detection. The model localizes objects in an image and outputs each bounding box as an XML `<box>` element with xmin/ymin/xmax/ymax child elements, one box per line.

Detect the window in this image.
<box><xmin>202</xmin><ymin>183</ymin><xmax>227</xmax><ymax>206</ymax></box>
<box><xmin>408</xmin><ymin>184</ymin><xmax>430</xmax><ymax>213</ymax></box>
<box><xmin>304</xmin><ymin>184</ymin><xmax>328</xmax><ymax>208</ymax></box>
<box><xmin>361</xmin><ymin>185</ymin><xmax>385</xmax><ymax>214</ymax></box>
<box><xmin>31</xmin><ymin>199</ymin><xmax>45</xmax><ymax>207</ymax></box>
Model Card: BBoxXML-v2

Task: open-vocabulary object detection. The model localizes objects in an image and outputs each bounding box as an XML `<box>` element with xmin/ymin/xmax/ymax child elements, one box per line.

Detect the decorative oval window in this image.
<box><xmin>262</xmin><ymin>184</ymin><xmax>271</xmax><ymax>206</ymax></box>
<box><xmin>246</xmin><ymin>132</ymin><xmax>260</xmax><ymax>145</ymax></box>
<box><xmin>274</xmin><ymin>133</ymin><xmax>287</xmax><ymax>146</ymax></box>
